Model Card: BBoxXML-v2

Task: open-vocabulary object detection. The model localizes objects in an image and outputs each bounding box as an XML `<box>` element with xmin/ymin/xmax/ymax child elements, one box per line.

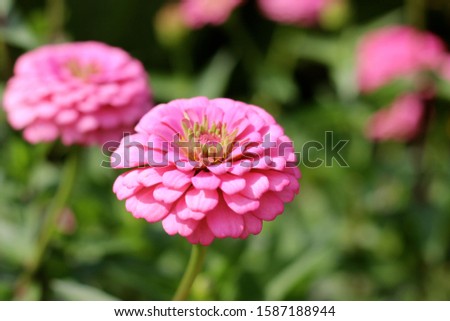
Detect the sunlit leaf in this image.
<box><xmin>195</xmin><ymin>50</ymin><xmax>236</xmax><ymax>98</ymax></box>
<box><xmin>51</xmin><ymin>280</ymin><xmax>119</xmax><ymax>301</ymax></box>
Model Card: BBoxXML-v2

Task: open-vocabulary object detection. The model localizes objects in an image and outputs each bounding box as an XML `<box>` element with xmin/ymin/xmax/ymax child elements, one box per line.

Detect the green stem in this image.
<box><xmin>406</xmin><ymin>0</ymin><xmax>426</xmax><ymax>29</ymax></box>
<box><xmin>0</xmin><ymin>36</ymin><xmax>11</xmax><ymax>80</ymax></box>
<box><xmin>14</xmin><ymin>151</ymin><xmax>79</xmax><ymax>300</ymax></box>
<box><xmin>47</xmin><ymin>0</ymin><xmax>66</xmax><ymax>43</ymax></box>
<box><xmin>224</xmin><ymin>14</ymin><xmax>263</xmax><ymax>75</ymax></box>
<box><xmin>172</xmin><ymin>244</ymin><xmax>207</xmax><ymax>301</ymax></box>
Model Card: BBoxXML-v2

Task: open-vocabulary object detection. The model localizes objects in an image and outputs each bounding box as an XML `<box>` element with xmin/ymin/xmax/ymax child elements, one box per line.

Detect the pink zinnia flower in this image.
<box><xmin>357</xmin><ymin>26</ymin><xmax>445</xmax><ymax>93</ymax></box>
<box><xmin>2</xmin><ymin>42</ymin><xmax>152</xmax><ymax>145</ymax></box>
<box><xmin>439</xmin><ymin>55</ymin><xmax>450</xmax><ymax>82</ymax></box>
<box><xmin>366</xmin><ymin>94</ymin><xmax>424</xmax><ymax>142</ymax></box>
<box><xmin>112</xmin><ymin>97</ymin><xmax>300</xmax><ymax>245</ymax></box>
<box><xmin>257</xmin><ymin>0</ymin><xmax>334</xmax><ymax>26</ymax></box>
<box><xmin>180</xmin><ymin>0</ymin><xmax>242</xmax><ymax>29</ymax></box>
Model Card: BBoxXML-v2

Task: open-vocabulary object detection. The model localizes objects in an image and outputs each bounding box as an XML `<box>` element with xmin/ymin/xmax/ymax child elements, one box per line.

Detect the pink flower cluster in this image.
<box><xmin>357</xmin><ymin>26</ymin><xmax>447</xmax><ymax>142</ymax></box>
<box><xmin>257</xmin><ymin>0</ymin><xmax>335</xmax><ymax>26</ymax></box>
<box><xmin>366</xmin><ymin>94</ymin><xmax>424</xmax><ymax>142</ymax></box>
<box><xmin>2</xmin><ymin>42</ymin><xmax>152</xmax><ymax>145</ymax></box>
<box><xmin>357</xmin><ymin>26</ymin><xmax>445</xmax><ymax>93</ymax></box>
<box><xmin>112</xmin><ymin>97</ymin><xmax>300</xmax><ymax>245</ymax></box>
<box><xmin>440</xmin><ymin>55</ymin><xmax>450</xmax><ymax>82</ymax></box>
<box><xmin>180</xmin><ymin>0</ymin><xmax>242</xmax><ymax>29</ymax></box>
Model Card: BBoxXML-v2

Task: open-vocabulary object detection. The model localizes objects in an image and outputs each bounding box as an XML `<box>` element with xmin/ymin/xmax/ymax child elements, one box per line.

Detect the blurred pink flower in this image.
<box><xmin>357</xmin><ymin>26</ymin><xmax>445</xmax><ymax>92</ymax></box>
<box><xmin>3</xmin><ymin>42</ymin><xmax>152</xmax><ymax>145</ymax></box>
<box><xmin>366</xmin><ymin>94</ymin><xmax>424</xmax><ymax>142</ymax></box>
<box><xmin>257</xmin><ymin>0</ymin><xmax>334</xmax><ymax>26</ymax></box>
<box><xmin>180</xmin><ymin>0</ymin><xmax>242</xmax><ymax>29</ymax></box>
<box><xmin>112</xmin><ymin>97</ymin><xmax>300</xmax><ymax>245</ymax></box>
<box><xmin>439</xmin><ymin>54</ymin><xmax>450</xmax><ymax>82</ymax></box>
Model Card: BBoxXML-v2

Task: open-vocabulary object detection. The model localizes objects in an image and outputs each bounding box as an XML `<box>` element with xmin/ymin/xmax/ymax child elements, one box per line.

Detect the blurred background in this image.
<box><xmin>1</xmin><ymin>0</ymin><xmax>450</xmax><ymax>300</ymax></box>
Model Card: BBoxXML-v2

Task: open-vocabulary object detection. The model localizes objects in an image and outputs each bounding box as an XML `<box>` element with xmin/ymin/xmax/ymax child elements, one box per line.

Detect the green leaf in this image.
<box><xmin>434</xmin><ymin>76</ymin><xmax>450</xmax><ymax>101</ymax></box>
<box><xmin>0</xmin><ymin>0</ymin><xmax>12</xmax><ymax>15</ymax></box>
<box><xmin>51</xmin><ymin>279</ymin><xmax>119</xmax><ymax>301</ymax></box>
<box><xmin>0</xmin><ymin>218</ymin><xmax>33</xmax><ymax>264</ymax></box>
<box><xmin>195</xmin><ymin>50</ymin><xmax>236</xmax><ymax>98</ymax></box>
<box><xmin>264</xmin><ymin>248</ymin><xmax>336</xmax><ymax>300</ymax></box>
<box><xmin>0</xmin><ymin>25</ymin><xmax>39</xmax><ymax>49</ymax></box>
<box><xmin>150</xmin><ymin>73</ymin><xmax>195</xmax><ymax>102</ymax></box>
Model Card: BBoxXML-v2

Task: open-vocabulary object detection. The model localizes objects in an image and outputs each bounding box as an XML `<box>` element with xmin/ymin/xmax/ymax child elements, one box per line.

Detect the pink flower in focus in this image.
<box><xmin>2</xmin><ymin>42</ymin><xmax>152</xmax><ymax>145</ymax></box>
<box><xmin>257</xmin><ymin>0</ymin><xmax>334</xmax><ymax>26</ymax></box>
<box><xmin>366</xmin><ymin>94</ymin><xmax>424</xmax><ymax>142</ymax></box>
<box><xmin>112</xmin><ymin>97</ymin><xmax>300</xmax><ymax>245</ymax></box>
<box><xmin>357</xmin><ymin>26</ymin><xmax>445</xmax><ymax>92</ymax></box>
<box><xmin>180</xmin><ymin>0</ymin><xmax>242</xmax><ymax>29</ymax></box>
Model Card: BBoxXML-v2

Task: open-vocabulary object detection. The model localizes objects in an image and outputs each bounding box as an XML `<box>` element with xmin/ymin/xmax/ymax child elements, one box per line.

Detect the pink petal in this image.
<box><xmin>219</xmin><ymin>173</ymin><xmax>246</xmax><ymax>195</ymax></box>
<box><xmin>175</xmin><ymin>159</ymin><xmax>196</xmax><ymax>172</ymax></box>
<box><xmin>240</xmin><ymin>172</ymin><xmax>269</xmax><ymax>199</ymax></box>
<box><xmin>153</xmin><ymin>183</ymin><xmax>188</xmax><ymax>204</ymax></box>
<box><xmin>366</xmin><ymin>94</ymin><xmax>424</xmax><ymax>142</ymax></box>
<box><xmin>191</xmin><ymin>172</ymin><xmax>221</xmax><ymax>190</ymax></box>
<box><xmin>240</xmin><ymin>213</ymin><xmax>263</xmax><ymax>239</ymax></box>
<box><xmin>204</xmin><ymin>104</ymin><xmax>224</xmax><ymax>124</ymax></box>
<box><xmin>185</xmin><ymin>188</ymin><xmax>219</xmax><ymax>212</ymax></box>
<box><xmin>113</xmin><ymin>172</ymin><xmax>143</xmax><ymax>200</ymax></box>
<box><xmin>285</xmin><ymin>166</ymin><xmax>301</xmax><ymax>179</ymax></box>
<box><xmin>228</xmin><ymin>160</ymin><xmax>252</xmax><ymax>175</ymax></box>
<box><xmin>8</xmin><ymin>107</ymin><xmax>37</xmax><ymax>128</ymax></box>
<box><xmin>250</xmin><ymin>155</ymin><xmax>275</xmax><ymax>170</ymax></box>
<box><xmin>271</xmin><ymin>156</ymin><xmax>287</xmax><ymax>171</ymax></box>
<box><xmin>133</xmin><ymin>189</ymin><xmax>170</xmax><ymax>222</ymax></box>
<box><xmin>151</xmin><ymin>124</ymin><xmax>177</xmax><ymax>140</ymax></box>
<box><xmin>207</xmin><ymin>162</ymin><xmax>230</xmax><ymax>175</ymax></box>
<box><xmin>125</xmin><ymin>195</ymin><xmax>139</xmax><ymax>213</ymax></box>
<box><xmin>206</xmin><ymin>199</ymin><xmax>244</xmax><ymax>238</ymax></box>
<box><xmin>276</xmin><ymin>189</ymin><xmax>295</xmax><ymax>203</ymax></box>
<box><xmin>275</xmin><ymin>173</ymin><xmax>300</xmax><ymax>202</ymax></box>
<box><xmin>162</xmin><ymin>169</ymin><xmax>193</xmax><ymax>189</ymax></box>
<box><xmin>174</xmin><ymin>198</ymin><xmax>206</xmax><ymax>220</ymax></box>
<box><xmin>23</xmin><ymin>122</ymin><xmax>59</xmax><ymax>143</ymax></box>
<box><xmin>161</xmin><ymin>115</ymin><xmax>184</xmax><ymax>134</ymax></box>
<box><xmin>263</xmin><ymin>170</ymin><xmax>291</xmax><ymax>192</ymax></box>
<box><xmin>223</xmin><ymin>192</ymin><xmax>260</xmax><ymax>214</ymax></box>
<box><xmin>55</xmin><ymin>109</ymin><xmax>79</xmax><ymax>125</ymax></box>
<box><xmin>122</xmin><ymin>169</ymin><xmax>142</xmax><ymax>189</ymax></box>
<box><xmin>243</xmin><ymin>214</ymin><xmax>263</xmax><ymax>235</ymax></box>
<box><xmin>162</xmin><ymin>213</ymin><xmax>199</xmax><ymax>237</ymax></box>
<box><xmin>252</xmin><ymin>192</ymin><xmax>284</xmax><ymax>221</ymax></box>
<box><xmin>111</xmin><ymin>133</ymin><xmax>150</xmax><ymax>168</ymax></box>
<box><xmin>137</xmin><ymin>167</ymin><xmax>164</xmax><ymax>187</ymax></box>
<box><xmin>36</xmin><ymin>102</ymin><xmax>59</xmax><ymax>119</ymax></box>
<box><xmin>186</xmin><ymin>221</ymin><xmax>215</xmax><ymax>246</ymax></box>
<box><xmin>77</xmin><ymin>115</ymin><xmax>99</xmax><ymax>133</ymax></box>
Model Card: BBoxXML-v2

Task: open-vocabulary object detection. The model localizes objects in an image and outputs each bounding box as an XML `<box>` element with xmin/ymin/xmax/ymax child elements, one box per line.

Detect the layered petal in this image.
<box><xmin>185</xmin><ymin>188</ymin><xmax>219</xmax><ymax>212</ymax></box>
<box><xmin>110</xmin><ymin>96</ymin><xmax>301</xmax><ymax>245</ymax></box>
<box><xmin>206</xmin><ymin>199</ymin><xmax>245</xmax><ymax>238</ymax></box>
<box><xmin>2</xmin><ymin>41</ymin><xmax>152</xmax><ymax>146</ymax></box>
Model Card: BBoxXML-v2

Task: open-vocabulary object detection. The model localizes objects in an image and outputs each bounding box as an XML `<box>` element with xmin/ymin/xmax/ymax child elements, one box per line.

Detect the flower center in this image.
<box><xmin>65</xmin><ymin>59</ymin><xmax>100</xmax><ymax>81</ymax></box>
<box><xmin>177</xmin><ymin>114</ymin><xmax>238</xmax><ymax>166</ymax></box>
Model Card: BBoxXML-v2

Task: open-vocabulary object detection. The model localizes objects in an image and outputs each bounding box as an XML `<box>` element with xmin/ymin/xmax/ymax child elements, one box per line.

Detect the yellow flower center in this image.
<box><xmin>65</xmin><ymin>59</ymin><xmax>100</xmax><ymax>81</ymax></box>
<box><xmin>178</xmin><ymin>114</ymin><xmax>238</xmax><ymax>166</ymax></box>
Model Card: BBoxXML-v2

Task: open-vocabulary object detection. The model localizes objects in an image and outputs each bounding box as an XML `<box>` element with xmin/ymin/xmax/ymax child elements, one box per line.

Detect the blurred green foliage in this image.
<box><xmin>0</xmin><ymin>0</ymin><xmax>450</xmax><ymax>300</ymax></box>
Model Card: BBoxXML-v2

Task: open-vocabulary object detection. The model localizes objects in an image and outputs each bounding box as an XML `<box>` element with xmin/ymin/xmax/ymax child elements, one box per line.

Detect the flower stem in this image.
<box><xmin>14</xmin><ymin>151</ymin><xmax>79</xmax><ymax>300</ymax></box>
<box><xmin>406</xmin><ymin>0</ymin><xmax>426</xmax><ymax>29</ymax></box>
<box><xmin>172</xmin><ymin>244</ymin><xmax>207</xmax><ymax>301</ymax></box>
<box><xmin>47</xmin><ymin>0</ymin><xmax>66</xmax><ymax>43</ymax></box>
